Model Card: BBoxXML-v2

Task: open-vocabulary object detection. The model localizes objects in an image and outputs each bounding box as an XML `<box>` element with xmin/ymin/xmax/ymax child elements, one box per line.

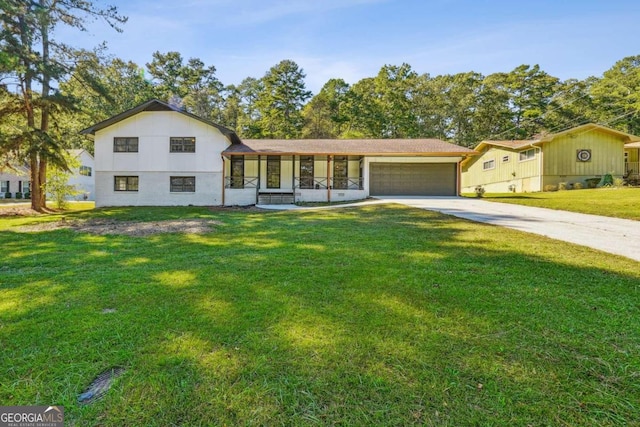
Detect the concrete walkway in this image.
<box><xmin>258</xmin><ymin>197</ymin><xmax>640</xmax><ymax>262</ymax></box>
<box><xmin>375</xmin><ymin>196</ymin><xmax>640</xmax><ymax>262</ymax></box>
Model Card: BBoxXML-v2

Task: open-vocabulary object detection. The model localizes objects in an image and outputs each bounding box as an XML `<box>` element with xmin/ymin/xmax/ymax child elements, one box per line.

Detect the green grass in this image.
<box><xmin>1</xmin><ymin>205</ymin><xmax>639</xmax><ymax>426</ymax></box>
<box><xmin>464</xmin><ymin>188</ymin><xmax>640</xmax><ymax>221</ymax></box>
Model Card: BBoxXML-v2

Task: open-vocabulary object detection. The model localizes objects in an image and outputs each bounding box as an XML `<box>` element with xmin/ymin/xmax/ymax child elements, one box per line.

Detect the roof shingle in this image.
<box><xmin>222</xmin><ymin>139</ymin><xmax>475</xmax><ymax>156</ymax></box>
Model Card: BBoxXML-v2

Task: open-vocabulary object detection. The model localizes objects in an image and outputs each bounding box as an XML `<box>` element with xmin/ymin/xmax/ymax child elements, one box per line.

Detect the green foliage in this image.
<box><xmin>45</xmin><ymin>154</ymin><xmax>80</xmax><ymax>209</ymax></box>
<box><xmin>302</xmin><ymin>79</ymin><xmax>350</xmax><ymax>138</ymax></box>
<box><xmin>475</xmin><ymin>188</ymin><xmax>640</xmax><ymax>220</ymax></box>
<box><xmin>1</xmin><ymin>205</ymin><xmax>640</xmax><ymax>425</ymax></box>
<box><xmin>254</xmin><ymin>60</ymin><xmax>312</xmax><ymax>138</ymax></box>
<box><xmin>590</xmin><ymin>55</ymin><xmax>640</xmax><ymax>135</ymax></box>
<box><xmin>0</xmin><ymin>0</ymin><xmax>125</xmax><ymax>210</ymax></box>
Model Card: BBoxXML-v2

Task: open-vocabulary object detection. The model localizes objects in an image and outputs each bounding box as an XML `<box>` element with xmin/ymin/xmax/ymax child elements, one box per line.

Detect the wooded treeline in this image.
<box><xmin>1</xmin><ymin>0</ymin><xmax>640</xmax><ymax>212</ymax></box>
<box><xmin>62</xmin><ymin>52</ymin><xmax>640</xmax><ymax>148</ymax></box>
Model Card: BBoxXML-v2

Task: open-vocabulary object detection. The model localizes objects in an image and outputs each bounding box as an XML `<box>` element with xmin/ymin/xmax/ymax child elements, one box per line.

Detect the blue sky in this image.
<box><xmin>58</xmin><ymin>0</ymin><xmax>640</xmax><ymax>94</ymax></box>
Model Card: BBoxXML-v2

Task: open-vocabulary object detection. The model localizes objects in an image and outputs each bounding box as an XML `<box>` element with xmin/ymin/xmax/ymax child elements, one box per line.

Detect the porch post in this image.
<box><xmin>327</xmin><ymin>155</ymin><xmax>332</xmax><ymax>203</ymax></box>
<box><xmin>292</xmin><ymin>155</ymin><xmax>296</xmax><ymax>203</ymax></box>
<box><xmin>221</xmin><ymin>155</ymin><xmax>226</xmax><ymax>206</ymax></box>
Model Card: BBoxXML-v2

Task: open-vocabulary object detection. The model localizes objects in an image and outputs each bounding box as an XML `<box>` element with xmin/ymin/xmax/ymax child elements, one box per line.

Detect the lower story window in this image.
<box><xmin>170</xmin><ymin>176</ymin><xmax>196</xmax><ymax>192</ymax></box>
<box><xmin>21</xmin><ymin>181</ymin><xmax>30</xmax><ymax>193</ymax></box>
<box><xmin>114</xmin><ymin>176</ymin><xmax>139</xmax><ymax>191</ymax></box>
<box><xmin>1</xmin><ymin>181</ymin><xmax>9</xmax><ymax>193</ymax></box>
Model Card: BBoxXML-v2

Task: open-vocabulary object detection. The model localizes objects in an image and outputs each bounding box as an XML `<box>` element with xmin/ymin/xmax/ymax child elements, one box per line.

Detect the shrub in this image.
<box><xmin>585</xmin><ymin>178</ymin><xmax>600</xmax><ymax>188</ymax></box>
<box><xmin>573</xmin><ymin>182</ymin><xmax>584</xmax><ymax>190</ymax></box>
<box><xmin>558</xmin><ymin>182</ymin><xmax>571</xmax><ymax>191</ymax></box>
<box><xmin>4</xmin><ymin>192</ymin><xmax>11</xmax><ymax>199</ymax></box>
<box><xmin>613</xmin><ymin>177</ymin><xmax>624</xmax><ymax>188</ymax></box>
<box><xmin>24</xmin><ymin>191</ymin><xmax>31</xmax><ymax>199</ymax></box>
<box><xmin>474</xmin><ymin>185</ymin><xmax>485</xmax><ymax>198</ymax></box>
<box><xmin>544</xmin><ymin>185</ymin><xmax>558</xmax><ymax>192</ymax></box>
<box><xmin>15</xmin><ymin>192</ymin><xmax>22</xmax><ymax>199</ymax></box>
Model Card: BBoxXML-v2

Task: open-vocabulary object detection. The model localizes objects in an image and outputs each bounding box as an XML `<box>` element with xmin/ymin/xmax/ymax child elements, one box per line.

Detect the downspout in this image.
<box><xmin>257</xmin><ymin>155</ymin><xmax>261</xmax><ymax>203</ymax></box>
<box><xmin>529</xmin><ymin>142</ymin><xmax>543</xmax><ymax>192</ymax></box>
<box><xmin>457</xmin><ymin>158</ymin><xmax>463</xmax><ymax>196</ymax></box>
<box><xmin>327</xmin><ymin>155</ymin><xmax>332</xmax><ymax>203</ymax></box>
<box><xmin>221</xmin><ymin>155</ymin><xmax>226</xmax><ymax>206</ymax></box>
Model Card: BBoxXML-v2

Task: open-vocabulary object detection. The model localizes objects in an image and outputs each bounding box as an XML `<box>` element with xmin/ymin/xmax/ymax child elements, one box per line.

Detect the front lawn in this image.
<box><xmin>465</xmin><ymin>188</ymin><xmax>640</xmax><ymax>220</ymax></box>
<box><xmin>1</xmin><ymin>205</ymin><xmax>638</xmax><ymax>425</ymax></box>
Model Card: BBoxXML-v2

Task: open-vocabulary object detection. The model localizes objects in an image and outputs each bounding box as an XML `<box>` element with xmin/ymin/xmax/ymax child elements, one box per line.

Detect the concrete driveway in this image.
<box><xmin>374</xmin><ymin>196</ymin><xmax>640</xmax><ymax>262</ymax></box>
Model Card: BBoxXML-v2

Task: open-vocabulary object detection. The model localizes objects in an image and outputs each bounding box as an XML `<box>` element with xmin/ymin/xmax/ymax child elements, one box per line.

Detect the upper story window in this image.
<box><xmin>483</xmin><ymin>159</ymin><xmax>495</xmax><ymax>171</ymax></box>
<box><xmin>170</xmin><ymin>137</ymin><xmax>196</xmax><ymax>153</ymax></box>
<box><xmin>79</xmin><ymin>166</ymin><xmax>92</xmax><ymax>176</ymax></box>
<box><xmin>114</xmin><ymin>137</ymin><xmax>139</xmax><ymax>152</ymax></box>
<box><xmin>519</xmin><ymin>148</ymin><xmax>536</xmax><ymax>161</ymax></box>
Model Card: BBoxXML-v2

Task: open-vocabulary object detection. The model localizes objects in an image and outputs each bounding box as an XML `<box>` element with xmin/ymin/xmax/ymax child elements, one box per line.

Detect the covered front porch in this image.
<box><xmin>223</xmin><ymin>155</ymin><xmax>365</xmax><ymax>205</ymax></box>
<box><xmin>625</xmin><ymin>144</ymin><xmax>640</xmax><ymax>185</ymax></box>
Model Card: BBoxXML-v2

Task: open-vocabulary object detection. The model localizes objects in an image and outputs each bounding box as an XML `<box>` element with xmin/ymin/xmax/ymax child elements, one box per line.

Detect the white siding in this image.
<box><xmin>94</xmin><ymin>111</ymin><xmax>231</xmax><ymax>206</ymax></box>
<box><xmin>67</xmin><ymin>150</ymin><xmax>96</xmax><ymax>200</ymax></box>
<box><xmin>96</xmin><ymin>171</ymin><xmax>222</xmax><ymax>207</ymax></box>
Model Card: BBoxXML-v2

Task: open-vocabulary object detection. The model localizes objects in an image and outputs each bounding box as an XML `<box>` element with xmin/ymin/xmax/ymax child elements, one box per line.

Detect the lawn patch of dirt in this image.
<box><xmin>0</xmin><ymin>207</ymin><xmax>46</xmax><ymax>216</ymax></box>
<box><xmin>17</xmin><ymin>218</ymin><xmax>222</xmax><ymax>236</ymax></box>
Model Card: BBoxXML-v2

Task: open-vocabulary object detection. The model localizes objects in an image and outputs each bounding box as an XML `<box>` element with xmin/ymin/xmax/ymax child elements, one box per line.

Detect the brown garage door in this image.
<box><xmin>369</xmin><ymin>163</ymin><xmax>457</xmax><ymax>196</ymax></box>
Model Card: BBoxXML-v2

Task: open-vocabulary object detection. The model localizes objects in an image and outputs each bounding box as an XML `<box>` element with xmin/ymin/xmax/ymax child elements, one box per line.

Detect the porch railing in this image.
<box><xmin>225</xmin><ymin>176</ymin><xmax>259</xmax><ymax>189</ymax></box>
<box><xmin>294</xmin><ymin>177</ymin><xmax>364</xmax><ymax>190</ymax></box>
<box><xmin>295</xmin><ymin>177</ymin><xmax>329</xmax><ymax>190</ymax></box>
<box><xmin>625</xmin><ymin>162</ymin><xmax>640</xmax><ymax>184</ymax></box>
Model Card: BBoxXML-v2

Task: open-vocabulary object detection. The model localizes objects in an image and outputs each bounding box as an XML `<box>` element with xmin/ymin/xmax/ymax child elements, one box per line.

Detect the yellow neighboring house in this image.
<box><xmin>461</xmin><ymin>123</ymin><xmax>640</xmax><ymax>193</ymax></box>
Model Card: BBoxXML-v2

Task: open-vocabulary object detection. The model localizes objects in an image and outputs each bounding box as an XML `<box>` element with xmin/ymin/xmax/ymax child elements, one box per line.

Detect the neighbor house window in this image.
<box><xmin>1</xmin><ymin>181</ymin><xmax>9</xmax><ymax>193</ymax></box>
<box><xmin>519</xmin><ymin>148</ymin><xmax>536</xmax><ymax>161</ymax></box>
<box><xmin>299</xmin><ymin>155</ymin><xmax>314</xmax><ymax>189</ymax></box>
<box><xmin>114</xmin><ymin>137</ymin><xmax>139</xmax><ymax>152</ymax></box>
<box><xmin>230</xmin><ymin>156</ymin><xmax>244</xmax><ymax>189</ymax></box>
<box><xmin>483</xmin><ymin>159</ymin><xmax>495</xmax><ymax>171</ymax></box>
<box><xmin>79</xmin><ymin>166</ymin><xmax>92</xmax><ymax>176</ymax></box>
<box><xmin>267</xmin><ymin>156</ymin><xmax>281</xmax><ymax>189</ymax></box>
<box><xmin>114</xmin><ymin>176</ymin><xmax>138</xmax><ymax>191</ymax></box>
<box><xmin>21</xmin><ymin>181</ymin><xmax>30</xmax><ymax>193</ymax></box>
<box><xmin>502</xmin><ymin>155</ymin><xmax>510</xmax><ymax>163</ymax></box>
<box><xmin>170</xmin><ymin>176</ymin><xmax>196</xmax><ymax>192</ymax></box>
<box><xmin>333</xmin><ymin>156</ymin><xmax>348</xmax><ymax>189</ymax></box>
<box><xmin>170</xmin><ymin>137</ymin><xmax>196</xmax><ymax>153</ymax></box>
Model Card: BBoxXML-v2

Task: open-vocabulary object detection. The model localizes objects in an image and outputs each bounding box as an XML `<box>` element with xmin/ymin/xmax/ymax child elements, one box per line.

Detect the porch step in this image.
<box><xmin>258</xmin><ymin>193</ymin><xmax>295</xmax><ymax>205</ymax></box>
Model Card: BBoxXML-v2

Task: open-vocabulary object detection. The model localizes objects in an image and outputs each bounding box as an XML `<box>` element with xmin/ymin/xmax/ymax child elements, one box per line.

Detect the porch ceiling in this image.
<box><xmin>222</xmin><ymin>139</ymin><xmax>476</xmax><ymax>156</ymax></box>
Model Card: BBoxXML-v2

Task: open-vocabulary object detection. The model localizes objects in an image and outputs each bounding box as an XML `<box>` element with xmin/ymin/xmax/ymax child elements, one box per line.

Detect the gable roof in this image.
<box><xmin>222</xmin><ymin>138</ymin><xmax>476</xmax><ymax>156</ymax></box>
<box><xmin>68</xmin><ymin>149</ymin><xmax>94</xmax><ymax>160</ymax></box>
<box><xmin>80</xmin><ymin>99</ymin><xmax>242</xmax><ymax>144</ymax></box>
<box><xmin>538</xmin><ymin>123</ymin><xmax>640</xmax><ymax>143</ymax></box>
<box><xmin>474</xmin><ymin>123</ymin><xmax>640</xmax><ymax>152</ymax></box>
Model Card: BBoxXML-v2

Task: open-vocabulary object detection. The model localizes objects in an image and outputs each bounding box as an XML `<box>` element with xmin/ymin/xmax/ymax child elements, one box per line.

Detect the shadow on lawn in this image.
<box><xmin>1</xmin><ymin>204</ymin><xmax>638</xmax><ymax>425</ymax></box>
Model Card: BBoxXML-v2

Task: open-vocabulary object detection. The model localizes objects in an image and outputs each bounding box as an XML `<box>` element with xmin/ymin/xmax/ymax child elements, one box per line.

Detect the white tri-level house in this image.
<box><xmin>81</xmin><ymin>99</ymin><xmax>476</xmax><ymax>207</ymax></box>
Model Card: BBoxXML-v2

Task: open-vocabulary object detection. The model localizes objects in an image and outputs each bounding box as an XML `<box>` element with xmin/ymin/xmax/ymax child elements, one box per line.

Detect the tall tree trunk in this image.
<box><xmin>18</xmin><ymin>12</ymin><xmax>44</xmax><ymax>212</ymax></box>
<box><xmin>30</xmin><ymin>154</ymin><xmax>41</xmax><ymax>211</ymax></box>
<box><xmin>39</xmin><ymin>0</ymin><xmax>51</xmax><ymax>210</ymax></box>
